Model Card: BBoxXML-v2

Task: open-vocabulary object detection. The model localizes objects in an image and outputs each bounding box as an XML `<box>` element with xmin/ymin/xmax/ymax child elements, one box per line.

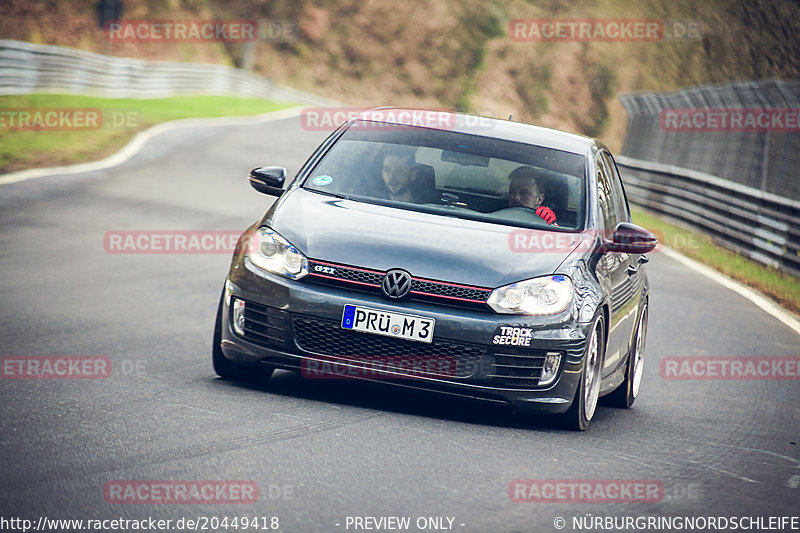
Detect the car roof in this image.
<box><xmin>349</xmin><ymin>107</ymin><xmax>597</xmax><ymax>155</ymax></box>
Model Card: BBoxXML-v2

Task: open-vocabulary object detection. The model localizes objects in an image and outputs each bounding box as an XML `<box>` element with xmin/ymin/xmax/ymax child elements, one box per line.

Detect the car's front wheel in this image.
<box><xmin>562</xmin><ymin>314</ymin><xmax>605</xmax><ymax>431</ymax></box>
<box><xmin>607</xmin><ymin>302</ymin><xmax>648</xmax><ymax>408</ymax></box>
<box><xmin>212</xmin><ymin>290</ymin><xmax>274</xmax><ymax>383</ymax></box>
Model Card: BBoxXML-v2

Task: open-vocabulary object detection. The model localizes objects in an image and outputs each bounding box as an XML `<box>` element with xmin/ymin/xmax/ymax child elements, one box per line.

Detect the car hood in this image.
<box><xmin>268</xmin><ymin>188</ymin><xmax>584</xmax><ymax>288</ymax></box>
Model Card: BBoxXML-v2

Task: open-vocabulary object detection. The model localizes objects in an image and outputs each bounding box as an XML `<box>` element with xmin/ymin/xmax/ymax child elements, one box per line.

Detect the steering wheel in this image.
<box><xmin>492</xmin><ymin>207</ymin><xmax>549</xmax><ymax>224</ymax></box>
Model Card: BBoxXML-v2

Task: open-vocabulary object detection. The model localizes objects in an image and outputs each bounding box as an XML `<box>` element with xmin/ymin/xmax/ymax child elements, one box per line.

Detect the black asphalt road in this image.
<box><xmin>1</xmin><ymin>116</ymin><xmax>799</xmax><ymax>533</ymax></box>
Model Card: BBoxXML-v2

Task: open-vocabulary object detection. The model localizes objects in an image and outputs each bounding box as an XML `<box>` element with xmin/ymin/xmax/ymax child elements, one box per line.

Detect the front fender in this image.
<box><xmin>565</xmin><ymin>259</ymin><xmax>606</xmax><ymax>324</ymax></box>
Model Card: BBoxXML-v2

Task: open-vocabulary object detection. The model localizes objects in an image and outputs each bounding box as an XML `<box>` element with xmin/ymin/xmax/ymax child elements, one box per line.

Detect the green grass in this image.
<box><xmin>631</xmin><ymin>208</ymin><xmax>800</xmax><ymax>315</ymax></box>
<box><xmin>0</xmin><ymin>94</ymin><xmax>295</xmax><ymax>173</ymax></box>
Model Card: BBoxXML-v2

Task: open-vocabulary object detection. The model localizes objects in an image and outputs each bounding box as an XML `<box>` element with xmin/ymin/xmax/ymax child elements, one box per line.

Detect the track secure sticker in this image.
<box><xmin>312</xmin><ymin>175</ymin><xmax>333</xmax><ymax>186</ymax></box>
<box><xmin>493</xmin><ymin>326</ymin><xmax>533</xmax><ymax>346</ymax></box>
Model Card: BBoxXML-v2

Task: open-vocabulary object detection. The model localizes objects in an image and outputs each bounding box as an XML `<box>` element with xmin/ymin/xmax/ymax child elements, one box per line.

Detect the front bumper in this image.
<box><xmin>220</xmin><ymin>266</ymin><xmax>592</xmax><ymax>415</ymax></box>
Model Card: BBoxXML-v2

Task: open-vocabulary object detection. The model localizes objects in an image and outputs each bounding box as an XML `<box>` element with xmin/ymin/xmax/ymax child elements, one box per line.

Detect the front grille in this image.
<box><xmin>240</xmin><ymin>301</ymin><xmax>290</xmax><ymax>348</ymax></box>
<box><xmin>292</xmin><ymin>314</ymin><xmax>485</xmax><ymax>378</ymax></box>
<box><xmin>308</xmin><ymin>260</ymin><xmax>384</xmax><ymax>287</ymax></box>
<box><xmin>411</xmin><ymin>278</ymin><xmax>491</xmax><ymax>302</ymax></box>
<box><xmin>306</xmin><ymin>259</ymin><xmax>492</xmax><ymax>310</ymax></box>
<box><xmin>240</xmin><ymin>299</ymin><xmax>588</xmax><ymax>390</ymax></box>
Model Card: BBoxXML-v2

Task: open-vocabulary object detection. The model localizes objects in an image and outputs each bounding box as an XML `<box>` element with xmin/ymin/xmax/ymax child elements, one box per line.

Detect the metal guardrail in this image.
<box><xmin>618</xmin><ymin>80</ymin><xmax>800</xmax><ymax>277</ymax></box>
<box><xmin>0</xmin><ymin>40</ymin><xmax>271</xmax><ymax>98</ymax></box>
<box><xmin>617</xmin><ymin>155</ymin><xmax>800</xmax><ymax>277</ymax></box>
<box><xmin>0</xmin><ymin>39</ymin><xmax>332</xmax><ymax>105</ymax></box>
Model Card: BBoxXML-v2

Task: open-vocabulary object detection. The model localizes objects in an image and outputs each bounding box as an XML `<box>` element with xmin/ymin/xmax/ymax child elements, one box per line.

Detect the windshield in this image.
<box><xmin>302</xmin><ymin>121</ymin><xmax>587</xmax><ymax>230</ymax></box>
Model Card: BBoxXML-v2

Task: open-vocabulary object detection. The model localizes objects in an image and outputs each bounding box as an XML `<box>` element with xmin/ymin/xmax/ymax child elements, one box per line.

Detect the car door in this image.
<box><xmin>600</xmin><ymin>151</ymin><xmax>640</xmax><ymax>371</ymax></box>
<box><xmin>594</xmin><ymin>152</ymin><xmax>631</xmax><ymax>375</ymax></box>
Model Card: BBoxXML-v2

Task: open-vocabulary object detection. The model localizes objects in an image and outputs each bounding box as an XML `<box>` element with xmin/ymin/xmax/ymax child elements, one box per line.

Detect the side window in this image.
<box><xmin>601</xmin><ymin>152</ymin><xmax>631</xmax><ymax>223</ymax></box>
<box><xmin>595</xmin><ymin>155</ymin><xmax>619</xmax><ymax>233</ymax></box>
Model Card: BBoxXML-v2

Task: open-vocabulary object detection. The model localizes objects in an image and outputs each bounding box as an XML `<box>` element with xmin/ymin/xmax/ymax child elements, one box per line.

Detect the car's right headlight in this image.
<box><xmin>245</xmin><ymin>227</ymin><xmax>308</xmax><ymax>280</ymax></box>
<box><xmin>487</xmin><ymin>275</ymin><xmax>573</xmax><ymax>315</ymax></box>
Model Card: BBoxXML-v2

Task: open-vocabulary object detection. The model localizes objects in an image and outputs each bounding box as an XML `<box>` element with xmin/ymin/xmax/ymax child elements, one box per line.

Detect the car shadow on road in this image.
<box><xmin>210</xmin><ymin>368</ymin><xmax>628</xmax><ymax>433</ymax></box>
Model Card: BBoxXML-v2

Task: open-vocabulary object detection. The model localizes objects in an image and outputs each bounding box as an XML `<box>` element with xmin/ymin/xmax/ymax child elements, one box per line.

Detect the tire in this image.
<box><xmin>561</xmin><ymin>314</ymin><xmax>605</xmax><ymax>431</ymax></box>
<box><xmin>212</xmin><ymin>289</ymin><xmax>274</xmax><ymax>383</ymax></box>
<box><xmin>607</xmin><ymin>302</ymin><xmax>648</xmax><ymax>408</ymax></box>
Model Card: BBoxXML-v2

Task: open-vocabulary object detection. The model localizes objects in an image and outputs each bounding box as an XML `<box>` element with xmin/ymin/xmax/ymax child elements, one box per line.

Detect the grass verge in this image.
<box><xmin>0</xmin><ymin>94</ymin><xmax>295</xmax><ymax>173</ymax></box>
<box><xmin>631</xmin><ymin>208</ymin><xmax>800</xmax><ymax>316</ymax></box>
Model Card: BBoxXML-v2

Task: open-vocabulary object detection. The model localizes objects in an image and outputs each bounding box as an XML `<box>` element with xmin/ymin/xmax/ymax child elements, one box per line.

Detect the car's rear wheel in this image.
<box><xmin>212</xmin><ymin>290</ymin><xmax>274</xmax><ymax>383</ymax></box>
<box><xmin>608</xmin><ymin>302</ymin><xmax>648</xmax><ymax>408</ymax></box>
<box><xmin>562</xmin><ymin>314</ymin><xmax>605</xmax><ymax>431</ymax></box>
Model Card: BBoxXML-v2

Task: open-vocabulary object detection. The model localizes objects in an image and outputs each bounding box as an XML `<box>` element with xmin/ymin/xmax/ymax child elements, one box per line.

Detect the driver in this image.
<box><xmin>507</xmin><ymin>166</ymin><xmax>557</xmax><ymax>225</ymax></box>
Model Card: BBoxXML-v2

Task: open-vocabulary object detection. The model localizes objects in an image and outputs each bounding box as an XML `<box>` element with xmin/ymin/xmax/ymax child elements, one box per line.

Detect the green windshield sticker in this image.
<box><xmin>312</xmin><ymin>175</ymin><xmax>334</xmax><ymax>186</ymax></box>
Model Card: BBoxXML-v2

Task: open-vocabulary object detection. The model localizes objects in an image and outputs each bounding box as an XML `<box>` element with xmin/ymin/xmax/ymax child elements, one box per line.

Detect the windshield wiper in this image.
<box><xmin>306</xmin><ymin>187</ymin><xmax>350</xmax><ymax>201</ymax></box>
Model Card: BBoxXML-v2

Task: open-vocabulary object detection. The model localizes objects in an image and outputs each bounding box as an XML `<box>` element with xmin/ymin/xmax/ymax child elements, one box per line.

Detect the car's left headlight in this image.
<box><xmin>487</xmin><ymin>275</ymin><xmax>573</xmax><ymax>315</ymax></box>
<box><xmin>245</xmin><ymin>227</ymin><xmax>308</xmax><ymax>280</ymax></box>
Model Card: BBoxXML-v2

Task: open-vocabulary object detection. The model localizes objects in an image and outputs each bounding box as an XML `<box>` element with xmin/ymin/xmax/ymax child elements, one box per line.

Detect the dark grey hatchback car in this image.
<box><xmin>213</xmin><ymin>108</ymin><xmax>657</xmax><ymax>430</ymax></box>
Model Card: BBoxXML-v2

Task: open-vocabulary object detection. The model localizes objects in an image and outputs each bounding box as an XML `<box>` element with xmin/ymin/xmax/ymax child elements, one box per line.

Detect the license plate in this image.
<box><xmin>341</xmin><ymin>305</ymin><xmax>434</xmax><ymax>343</ymax></box>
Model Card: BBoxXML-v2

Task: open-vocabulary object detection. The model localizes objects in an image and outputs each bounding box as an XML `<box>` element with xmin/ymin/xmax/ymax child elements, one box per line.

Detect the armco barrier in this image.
<box><xmin>618</xmin><ymin>79</ymin><xmax>799</xmax><ymax>277</ymax></box>
<box><xmin>0</xmin><ymin>39</ymin><xmax>331</xmax><ymax>105</ymax></box>
<box><xmin>616</xmin><ymin>155</ymin><xmax>800</xmax><ymax>277</ymax></box>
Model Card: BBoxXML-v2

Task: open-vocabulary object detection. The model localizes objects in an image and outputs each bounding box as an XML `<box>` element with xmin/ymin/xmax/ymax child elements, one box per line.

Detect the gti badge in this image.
<box><xmin>313</xmin><ymin>265</ymin><xmax>336</xmax><ymax>275</ymax></box>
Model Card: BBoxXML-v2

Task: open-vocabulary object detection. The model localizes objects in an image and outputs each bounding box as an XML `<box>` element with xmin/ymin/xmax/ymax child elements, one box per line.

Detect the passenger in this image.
<box><xmin>380</xmin><ymin>148</ymin><xmax>416</xmax><ymax>202</ymax></box>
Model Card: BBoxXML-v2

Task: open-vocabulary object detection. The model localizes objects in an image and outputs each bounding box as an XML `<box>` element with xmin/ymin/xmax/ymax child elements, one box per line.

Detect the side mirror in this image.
<box><xmin>605</xmin><ymin>222</ymin><xmax>658</xmax><ymax>254</ymax></box>
<box><xmin>249</xmin><ymin>166</ymin><xmax>287</xmax><ymax>196</ymax></box>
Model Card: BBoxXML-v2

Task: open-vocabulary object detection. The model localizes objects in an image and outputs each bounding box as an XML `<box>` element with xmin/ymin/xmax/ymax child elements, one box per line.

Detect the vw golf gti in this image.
<box><xmin>213</xmin><ymin>108</ymin><xmax>657</xmax><ymax>430</ymax></box>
